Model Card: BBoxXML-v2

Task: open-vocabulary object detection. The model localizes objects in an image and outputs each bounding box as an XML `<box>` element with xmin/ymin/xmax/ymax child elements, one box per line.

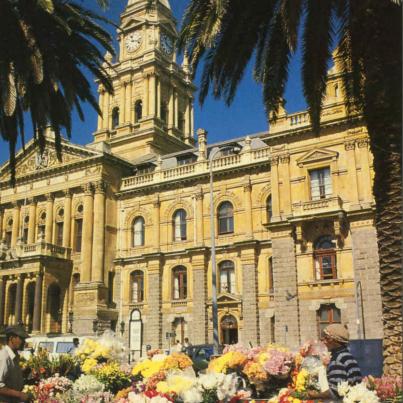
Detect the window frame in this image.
<box><xmin>74</xmin><ymin>218</ymin><xmax>83</xmax><ymax>253</ymax></box>
<box><xmin>132</xmin><ymin>217</ymin><xmax>145</xmax><ymax>247</ymax></box>
<box><xmin>218</xmin><ymin>260</ymin><xmax>235</xmax><ymax>294</ymax></box>
<box><xmin>317</xmin><ymin>303</ymin><xmax>341</xmax><ymax>337</ymax></box>
<box><xmin>172</xmin><ymin>209</ymin><xmax>187</xmax><ymax>241</ymax></box>
<box><xmin>217</xmin><ymin>201</ymin><xmax>234</xmax><ymax>235</ymax></box>
<box><xmin>135</xmin><ymin>100</ymin><xmax>143</xmax><ymax>122</ymax></box>
<box><xmin>111</xmin><ymin>107</ymin><xmax>120</xmax><ymax>129</ymax></box>
<box><xmin>309</xmin><ymin>167</ymin><xmax>332</xmax><ymax>200</ymax></box>
<box><xmin>172</xmin><ymin>266</ymin><xmax>187</xmax><ymax>300</ymax></box>
<box><xmin>313</xmin><ymin>236</ymin><xmax>337</xmax><ymax>280</ymax></box>
<box><xmin>131</xmin><ymin>270</ymin><xmax>144</xmax><ymax>303</ymax></box>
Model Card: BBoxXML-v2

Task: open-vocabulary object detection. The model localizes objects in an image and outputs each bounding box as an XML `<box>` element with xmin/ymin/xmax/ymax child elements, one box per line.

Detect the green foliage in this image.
<box><xmin>0</xmin><ymin>0</ymin><xmax>114</xmax><ymax>184</ymax></box>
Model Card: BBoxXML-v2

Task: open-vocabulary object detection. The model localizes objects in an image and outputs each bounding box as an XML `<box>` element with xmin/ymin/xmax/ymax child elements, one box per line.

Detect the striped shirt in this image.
<box><xmin>327</xmin><ymin>345</ymin><xmax>362</xmax><ymax>398</ymax></box>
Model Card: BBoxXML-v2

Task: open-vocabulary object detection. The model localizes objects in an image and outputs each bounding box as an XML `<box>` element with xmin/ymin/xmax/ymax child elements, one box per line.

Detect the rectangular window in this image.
<box><xmin>22</xmin><ymin>228</ymin><xmax>29</xmax><ymax>244</ymax></box>
<box><xmin>56</xmin><ymin>222</ymin><xmax>64</xmax><ymax>246</ymax></box>
<box><xmin>315</xmin><ymin>252</ymin><xmax>337</xmax><ymax>280</ymax></box>
<box><xmin>219</xmin><ymin>268</ymin><xmax>235</xmax><ymax>293</ymax></box>
<box><xmin>218</xmin><ymin>216</ymin><xmax>234</xmax><ymax>234</ymax></box>
<box><xmin>310</xmin><ymin>167</ymin><xmax>332</xmax><ymax>200</ymax></box>
<box><xmin>317</xmin><ymin>304</ymin><xmax>341</xmax><ymax>337</ymax></box>
<box><xmin>74</xmin><ymin>219</ymin><xmax>83</xmax><ymax>252</ymax></box>
<box><xmin>5</xmin><ymin>231</ymin><xmax>12</xmax><ymax>247</ymax></box>
<box><xmin>38</xmin><ymin>225</ymin><xmax>45</xmax><ymax>240</ymax></box>
<box><xmin>173</xmin><ymin>271</ymin><xmax>187</xmax><ymax>300</ymax></box>
<box><xmin>268</xmin><ymin>257</ymin><xmax>274</xmax><ymax>294</ymax></box>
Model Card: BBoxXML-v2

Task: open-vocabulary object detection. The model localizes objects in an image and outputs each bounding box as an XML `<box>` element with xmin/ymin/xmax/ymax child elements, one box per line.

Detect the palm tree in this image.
<box><xmin>0</xmin><ymin>0</ymin><xmax>114</xmax><ymax>183</ymax></box>
<box><xmin>179</xmin><ymin>0</ymin><xmax>402</xmax><ymax>375</ymax></box>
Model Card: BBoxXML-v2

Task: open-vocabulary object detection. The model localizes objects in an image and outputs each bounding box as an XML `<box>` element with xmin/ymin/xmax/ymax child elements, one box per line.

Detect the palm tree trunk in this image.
<box><xmin>369</xmin><ymin>129</ymin><xmax>402</xmax><ymax>376</ymax></box>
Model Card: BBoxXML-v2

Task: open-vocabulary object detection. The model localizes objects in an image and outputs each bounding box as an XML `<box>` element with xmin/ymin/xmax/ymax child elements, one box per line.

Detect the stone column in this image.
<box><xmin>145</xmin><ymin>259</ymin><xmax>162</xmax><ymax>348</ymax></box>
<box><xmin>149</xmin><ymin>74</ymin><xmax>156</xmax><ymax>117</ymax></box>
<box><xmin>98</xmin><ymin>88</ymin><xmax>104</xmax><ymax>130</ymax></box>
<box><xmin>174</xmin><ymin>90</ymin><xmax>179</xmax><ymax>128</ymax></box>
<box><xmin>45</xmin><ymin>193</ymin><xmax>54</xmax><ymax>243</ymax></box>
<box><xmin>15</xmin><ymin>275</ymin><xmax>24</xmax><ymax>325</ymax></box>
<box><xmin>0</xmin><ymin>208</ymin><xmax>3</xmax><ymax>241</ymax></box>
<box><xmin>357</xmin><ymin>138</ymin><xmax>373</xmax><ymax>205</ymax></box>
<box><xmin>121</xmin><ymin>82</ymin><xmax>127</xmax><ymax>123</ymax></box>
<box><xmin>350</xmin><ymin>222</ymin><xmax>383</xmax><ymax>339</ymax></box>
<box><xmin>32</xmin><ymin>271</ymin><xmax>43</xmax><ymax>333</ymax></box>
<box><xmin>153</xmin><ymin>198</ymin><xmax>160</xmax><ymax>251</ymax></box>
<box><xmin>270</xmin><ymin>156</ymin><xmax>281</xmax><ymax>220</ymax></box>
<box><xmin>0</xmin><ymin>277</ymin><xmax>5</xmax><ymax>326</ymax></box>
<box><xmin>243</xmin><ymin>180</ymin><xmax>253</xmax><ymax>239</ymax></box>
<box><xmin>103</xmin><ymin>91</ymin><xmax>110</xmax><ymax>130</ymax></box>
<box><xmin>156</xmin><ymin>77</ymin><xmax>161</xmax><ymax>119</ymax></box>
<box><xmin>143</xmin><ymin>74</ymin><xmax>149</xmax><ymax>117</ymax></box>
<box><xmin>169</xmin><ymin>87</ymin><xmax>175</xmax><ymax>127</ymax></box>
<box><xmin>241</xmin><ymin>248</ymin><xmax>260</xmax><ymax>345</ymax></box>
<box><xmin>184</xmin><ymin>100</ymin><xmax>190</xmax><ymax>139</ymax></box>
<box><xmin>81</xmin><ymin>183</ymin><xmax>94</xmax><ymax>282</ymax></box>
<box><xmin>190</xmin><ymin>99</ymin><xmax>194</xmax><ymax>141</ymax></box>
<box><xmin>271</xmin><ymin>227</ymin><xmax>300</xmax><ymax>346</ymax></box>
<box><xmin>92</xmin><ymin>181</ymin><xmax>106</xmax><ymax>283</ymax></box>
<box><xmin>344</xmin><ymin>140</ymin><xmax>359</xmax><ymax>205</ymax></box>
<box><xmin>127</xmin><ymin>80</ymin><xmax>133</xmax><ymax>123</ymax></box>
<box><xmin>192</xmin><ymin>255</ymin><xmax>207</xmax><ymax>344</ymax></box>
<box><xmin>195</xmin><ymin>191</ymin><xmax>204</xmax><ymax>246</ymax></box>
<box><xmin>280</xmin><ymin>154</ymin><xmax>292</xmax><ymax>216</ymax></box>
<box><xmin>11</xmin><ymin>202</ymin><xmax>20</xmax><ymax>247</ymax></box>
<box><xmin>27</xmin><ymin>199</ymin><xmax>37</xmax><ymax>244</ymax></box>
<box><xmin>62</xmin><ymin>190</ymin><xmax>72</xmax><ymax>248</ymax></box>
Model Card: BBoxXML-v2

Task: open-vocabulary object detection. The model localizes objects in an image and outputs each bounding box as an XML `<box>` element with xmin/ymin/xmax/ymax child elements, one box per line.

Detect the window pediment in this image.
<box><xmin>297</xmin><ymin>148</ymin><xmax>338</xmax><ymax>168</ymax></box>
<box><xmin>217</xmin><ymin>293</ymin><xmax>241</xmax><ymax>304</ymax></box>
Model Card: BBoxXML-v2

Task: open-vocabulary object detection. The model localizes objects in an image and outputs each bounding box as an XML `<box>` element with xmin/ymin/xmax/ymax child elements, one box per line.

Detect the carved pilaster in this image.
<box><xmin>344</xmin><ymin>140</ymin><xmax>356</xmax><ymax>151</ymax></box>
<box><xmin>357</xmin><ymin>138</ymin><xmax>369</xmax><ymax>148</ymax></box>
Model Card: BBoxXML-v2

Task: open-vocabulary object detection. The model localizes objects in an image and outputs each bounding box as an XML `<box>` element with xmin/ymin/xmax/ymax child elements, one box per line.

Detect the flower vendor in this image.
<box><xmin>0</xmin><ymin>326</ymin><xmax>30</xmax><ymax>402</ymax></box>
<box><xmin>306</xmin><ymin>324</ymin><xmax>362</xmax><ymax>400</ymax></box>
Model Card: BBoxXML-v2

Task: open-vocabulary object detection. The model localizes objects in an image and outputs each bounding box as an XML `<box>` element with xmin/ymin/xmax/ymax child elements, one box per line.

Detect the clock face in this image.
<box><xmin>125</xmin><ymin>31</ymin><xmax>142</xmax><ymax>52</ymax></box>
<box><xmin>160</xmin><ymin>33</ymin><xmax>174</xmax><ymax>55</ymax></box>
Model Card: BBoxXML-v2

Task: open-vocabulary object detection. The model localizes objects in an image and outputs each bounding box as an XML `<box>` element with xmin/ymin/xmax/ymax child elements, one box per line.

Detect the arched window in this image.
<box><xmin>219</xmin><ymin>261</ymin><xmax>235</xmax><ymax>293</ymax></box>
<box><xmin>317</xmin><ymin>304</ymin><xmax>341</xmax><ymax>337</ymax></box>
<box><xmin>135</xmin><ymin>100</ymin><xmax>142</xmax><ymax>122</ymax></box>
<box><xmin>173</xmin><ymin>209</ymin><xmax>187</xmax><ymax>241</ymax></box>
<box><xmin>38</xmin><ymin>211</ymin><xmax>46</xmax><ymax>240</ymax></box>
<box><xmin>172</xmin><ymin>266</ymin><xmax>187</xmax><ymax>300</ymax></box>
<box><xmin>132</xmin><ymin>217</ymin><xmax>145</xmax><ymax>247</ymax></box>
<box><xmin>131</xmin><ymin>271</ymin><xmax>144</xmax><ymax>303</ymax></box>
<box><xmin>55</xmin><ymin>208</ymin><xmax>64</xmax><ymax>246</ymax></box>
<box><xmin>217</xmin><ymin>201</ymin><xmax>234</xmax><ymax>234</ymax></box>
<box><xmin>314</xmin><ymin>235</ymin><xmax>337</xmax><ymax>280</ymax></box>
<box><xmin>5</xmin><ymin>218</ymin><xmax>12</xmax><ymax>247</ymax></box>
<box><xmin>112</xmin><ymin>107</ymin><xmax>119</xmax><ymax>129</ymax></box>
<box><xmin>266</xmin><ymin>196</ymin><xmax>272</xmax><ymax>222</ymax></box>
<box><xmin>22</xmin><ymin>215</ymin><xmax>29</xmax><ymax>244</ymax></box>
<box><xmin>74</xmin><ymin>205</ymin><xmax>83</xmax><ymax>253</ymax></box>
<box><xmin>268</xmin><ymin>256</ymin><xmax>274</xmax><ymax>294</ymax></box>
<box><xmin>334</xmin><ymin>83</ymin><xmax>339</xmax><ymax>97</ymax></box>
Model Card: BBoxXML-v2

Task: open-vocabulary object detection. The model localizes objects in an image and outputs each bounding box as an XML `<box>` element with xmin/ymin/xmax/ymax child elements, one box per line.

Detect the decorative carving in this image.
<box><xmin>357</xmin><ymin>138</ymin><xmax>369</xmax><ymax>148</ymax></box>
<box><xmin>94</xmin><ymin>181</ymin><xmax>107</xmax><ymax>194</ymax></box>
<box><xmin>83</xmin><ymin>183</ymin><xmax>94</xmax><ymax>195</ymax></box>
<box><xmin>279</xmin><ymin>153</ymin><xmax>290</xmax><ymax>164</ymax></box>
<box><xmin>45</xmin><ymin>193</ymin><xmax>54</xmax><ymax>202</ymax></box>
<box><xmin>344</xmin><ymin>140</ymin><xmax>356</xmax><ymax>151</ymax></box>
<box><xmin>297</xmin><ymin>148</ymin><xmax>338</xmax><ymax>167</ymax></box>
<box><xmin>270</xmin><ymin>156</ymin><xmax>279</xmax><ymax>166</ymax></box>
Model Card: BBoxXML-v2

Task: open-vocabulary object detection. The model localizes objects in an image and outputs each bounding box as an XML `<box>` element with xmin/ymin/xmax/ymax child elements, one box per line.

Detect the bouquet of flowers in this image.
<box><xmin>365</xmin><ymin>376</ymin><xmax>402</xmax><ymax>402</ymax></box>
<box><xmin>88</xmin><ymin>362</ymin><xmax>132</xmax><ymax>394</ymax></box>
<box><xmin>27</xmin><ymin>374</ymin><xmax>73</xmax><ymax>402</ymax></box>
<box><xmin>76</xmin><ymin>330</ymin><xmax>125</xmax><ymax>369</ymax></box>
<box><xmin>338</xmin><ymin>381</ymin><xmax>380</xmax><ymax>403</ymax></box>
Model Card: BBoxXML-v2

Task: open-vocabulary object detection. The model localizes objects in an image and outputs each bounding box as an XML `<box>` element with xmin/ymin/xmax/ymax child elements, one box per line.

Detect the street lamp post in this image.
<box><xmin>208</xmin><ymin>143</ymin><xmax>242</xmax><ymax>355</ymax></box>
<box><xmin>209</xmin><ymin>146</ymin><xmax>220</xmax><ymax>355</ymax></box>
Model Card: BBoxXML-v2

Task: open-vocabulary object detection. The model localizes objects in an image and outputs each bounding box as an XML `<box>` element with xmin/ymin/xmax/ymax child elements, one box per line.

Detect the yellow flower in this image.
<box><xmin>163</xmin><ymin>353</ymin><xmax>193</xmax><ymax>371</ymax></box>
<box><xmin>132</xmin><ymin>359</ymin><xmax>165</xmax><ymax>378</ymax></box>
<box><xmin>82</xmin><ymin>358</ymin><xmax>98</xmax><ymax>373</ymax></box>
<box><xmin>228</xmin><ymin>351</ymin><xmax>248</xmax><ymax>368</ymax></box>
<box><xmin>295</xmin><ymin>368</ymin><xmax>309</xmax><ymax>392</ymax></box>
<box><xmin>156</xmin><ymin>381</ymin><xmax>170</xmax><ymax>394</ymax></box>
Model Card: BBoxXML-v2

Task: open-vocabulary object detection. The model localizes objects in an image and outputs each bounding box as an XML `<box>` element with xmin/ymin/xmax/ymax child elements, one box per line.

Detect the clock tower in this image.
<box><xmin>93</xmin><ymin>0</ymin><xmax>196</xmax><ymax>161</ymax></box>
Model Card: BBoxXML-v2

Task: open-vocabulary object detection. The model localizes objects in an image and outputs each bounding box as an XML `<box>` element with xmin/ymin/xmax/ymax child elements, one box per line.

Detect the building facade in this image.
<box><xmin>0</xmin><ymin>0</ymin><xmax>383</xmax><ymax>355</ymax></box>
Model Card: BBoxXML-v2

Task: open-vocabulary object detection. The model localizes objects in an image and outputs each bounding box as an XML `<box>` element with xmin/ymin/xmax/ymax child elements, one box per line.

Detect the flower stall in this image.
<box><xmin>20</xmin><ymin>332</ymin><xmax>402</xmax><ymax>403</ymax></box>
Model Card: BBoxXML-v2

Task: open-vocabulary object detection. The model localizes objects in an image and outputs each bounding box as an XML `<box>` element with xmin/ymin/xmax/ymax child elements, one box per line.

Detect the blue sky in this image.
<box><xmin>0</xmin><ymin>0</ymin><xmax>307</xmax><ymax>164</ymax></box>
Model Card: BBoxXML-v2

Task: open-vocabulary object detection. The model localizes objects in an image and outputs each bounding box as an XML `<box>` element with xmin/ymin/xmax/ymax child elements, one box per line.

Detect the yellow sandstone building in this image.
<box><xmin>0</xmin><ymin>0</ymin><xmax>383</xmax><ymax>355</ymax></box>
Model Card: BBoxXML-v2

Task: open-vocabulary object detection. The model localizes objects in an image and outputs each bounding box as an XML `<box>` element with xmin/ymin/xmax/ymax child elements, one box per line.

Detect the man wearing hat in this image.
<box><xmin>0</xmin><ymin>326</ymin><xmax>29</xmax><ymax>402</ymax></box>
<box><xmin>307</xmin><ymin>324</ymin><xmax>362</xmax><ymax>400</ymax></box>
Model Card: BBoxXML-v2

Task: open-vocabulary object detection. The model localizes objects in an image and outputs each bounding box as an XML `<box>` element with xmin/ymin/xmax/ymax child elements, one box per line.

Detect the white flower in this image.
<box><xmin>341</xmin><ymin>382</ymin><xmax>380</xmax><ymax>403</ymax></box>
<box><xmin>150</xmin><ymin>397</ymin><xmax>172</xmax><ymax>403</ymax></box>
<box><xmin>73</xmin><ymin>374</ymin><xmax>104</xmax><ymax>394</ymax></box>
<box><xmin>198</xmin><ymin>373</ymin><xmax>219</xmax><ymax>390</ymax></box>
<box><xmin>338</xmin><ymin>381</ymin><xmax>351</xmax><ymax>397</ymax></box>
<box><xmin>182</xmin><ymin>387</ymin><xmax>204</xmax><ymax>403</ymax></box>
<box><xmin>128</xmin><ymin>392</ymin><xmax>149</xmax><ymax>403</ymax></box>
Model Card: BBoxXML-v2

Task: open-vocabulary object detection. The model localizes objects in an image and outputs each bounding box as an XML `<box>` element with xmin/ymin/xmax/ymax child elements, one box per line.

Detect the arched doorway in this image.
<box><xmin>47</xmin><ymin>284</ymin><xmax>62</xmax><ymax>333</ymax></box>
<box><xmin>25</xmin><ymin>283</ymin><xmax>35</xmax><ymax>332</ymax></box>
<box><xmin>220</xmin><ymin>314</ymin><xmax>238</xmax><ymax>345</ymax></box>
<box><xmin>7</xmin><ymin>284</ymin><xmax>17</xmax><ymax>325</ymax></box>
